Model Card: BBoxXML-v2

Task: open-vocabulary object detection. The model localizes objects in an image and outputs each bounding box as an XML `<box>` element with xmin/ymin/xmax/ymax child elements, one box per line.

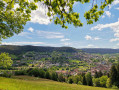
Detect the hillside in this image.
<box><xmin>80</xmin><ymin>48</ymin><xmax>119</xmax><ymax>54</ymax></box>
<box><xmin>0</xmin><ymin>45</ymin><xmax>119</xmax><ymax>54</ymax></box>
<box><xmin>0</xmin><ymin>76</ymin><xmax>115</xmax><ymax>90</ymax></box>
<box><xmin>0</xmin><ymin>45</ymin><xmax>78</xmax><ymax>55</ymax></box>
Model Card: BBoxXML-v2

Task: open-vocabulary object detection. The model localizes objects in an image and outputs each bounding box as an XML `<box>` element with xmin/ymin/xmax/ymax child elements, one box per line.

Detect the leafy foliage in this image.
<box><xmin>106</xmin><ymin>78</ymin><xmax>111</xmax><ymax>88</ymax></box>
<box><xmin>0</xmin><ymin>52</ymin><xmax>13</xmax><ymax>68</ymax></box>
<box><xmin>0</xmin><ymin>0</ymin><xmax>37</xmax><ymax>41</ymax></box>
<box><xmin>93</xmin><ymin>78</ymin><xmax>100</xmax><ymax>87</ymax></box>
<box><xmin>100</xmin><ymin>76</ymin><xmax>108</xmax><ymax>87</ymax></box>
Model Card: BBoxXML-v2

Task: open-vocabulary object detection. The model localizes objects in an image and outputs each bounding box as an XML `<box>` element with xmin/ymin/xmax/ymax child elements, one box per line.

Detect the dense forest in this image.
<box><xmin>0</xmin><ymin>45</ymin><xmax>78</xmax><ymax>55</ymax></box>
<box><xmin>1</xmin><ymin>45</ymin><xmax>119</xmax><ymax>55</ymax></box>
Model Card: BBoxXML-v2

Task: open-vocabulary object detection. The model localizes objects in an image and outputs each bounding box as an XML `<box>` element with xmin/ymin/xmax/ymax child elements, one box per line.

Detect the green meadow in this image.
<box><xmin>0</xmin><ymin>76</ymin><xmax>117</xmax><ymax>90</ymax></box>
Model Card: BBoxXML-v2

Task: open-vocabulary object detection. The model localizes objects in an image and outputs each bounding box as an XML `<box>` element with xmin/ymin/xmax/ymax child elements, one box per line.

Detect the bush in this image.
<box><xmin>15</xmin><ymin>70</ymin><xmax>27</xmax><ymax>75</ymax></box>
<box><xmin>111</xmin><ymin>85</ymin><xmax>118</xmax><ymax>89</ymax></box>
<box><xmin>39</xmin><ymin>69</ymin><xmax>45</xmax><ymax>78</ymax></box>
<box><xmin>106</xmin><ymin>78</ymin><xmax>111</xmax><ymax>88</ymax></box>
<box><xmin>51</xmin><ymin>72</ymin><xmax>58</xmax><ymax>81</ymax></box>
<box><xmin>78</xmin><ymin>81</ymin><xmax>82</xmax><ymax>85</ymax></box>
<box><xmin>27</xmin><ymin>68</ymin><xmax>45</xmax><ymax>78</ymax></box>
<box><xmin>99</xmin><ymin>75</ymin><xmax>108</xmax><ymax>87</ymax></box>
<box><xmin>0</xmin><ymin>71</ymin><xmax>12</xmax><ymax>78</ymax></box>
<box><xmin>28</xmin><ymin>68</ymin><xmax>40</xmax><ymax>77</ymax></box>
<box><xmin>93</xmin><ymin>78</ymin><xmax>100</xmax><ymax>87</ymax></box>
<box><xmin>45</xmin><ymin>71</ymin><xmax>50</xmax><ymax>79</ymax></box>
<box><xmin>58</xmin><ymin>73</ymin><xmax>65</xmax><ymax>82</ymax></box>
<box><xmin>68</xmin><ymin>77</ymin><xmax>73</xmax><ymax>84</ymax></box>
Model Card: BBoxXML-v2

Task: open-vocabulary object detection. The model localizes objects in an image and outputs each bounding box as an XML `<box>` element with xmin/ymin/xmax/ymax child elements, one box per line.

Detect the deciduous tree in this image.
<box><xmin>0</xmin><ymin>52</ymin><xmax>13</xmax><ymax>68</ymax></box>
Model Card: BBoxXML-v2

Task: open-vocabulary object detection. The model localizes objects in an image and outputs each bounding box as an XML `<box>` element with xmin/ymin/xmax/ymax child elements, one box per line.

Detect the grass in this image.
<box><xmin>0</xmin><ymin>76</ymin><xmax>118</xmax><ymax>90</ymax></box>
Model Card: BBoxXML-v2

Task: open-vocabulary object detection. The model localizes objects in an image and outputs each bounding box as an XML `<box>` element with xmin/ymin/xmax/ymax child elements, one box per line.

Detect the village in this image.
<box><xmin>13</xmin><ymin>51</ymin><xmax>113</xmax><ymax>76</ymax></box>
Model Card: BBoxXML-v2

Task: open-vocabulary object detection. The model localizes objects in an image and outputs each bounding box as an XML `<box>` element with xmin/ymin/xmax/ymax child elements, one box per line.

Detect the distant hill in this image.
<box><xmin>80</xmin><ymin>48</ymin><xmax>119</xmax><ymax>54</ymax></box>
<box><xmin>0</xmin><ymin>45</ymin><xmax>78</xmax><ymax>55</ymax></box>
<box><xmin>0</xmin><ymin>45</ymin><xmax>119</xmax><ymax>55</ymax></box>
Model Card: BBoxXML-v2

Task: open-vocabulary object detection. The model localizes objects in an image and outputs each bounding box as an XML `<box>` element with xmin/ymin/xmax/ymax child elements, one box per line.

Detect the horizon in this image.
<box><xmin>0</xmin><ymin>45</ymin><xmax>119</xmax><ymax>49</ymax></box>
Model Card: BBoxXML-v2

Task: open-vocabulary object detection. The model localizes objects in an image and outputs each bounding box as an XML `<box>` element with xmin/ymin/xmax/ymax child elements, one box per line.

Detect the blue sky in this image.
<box><xmin>2</xmin><ymin>0</ymin><xmax>119</xmax><ymax>49</ymax></box>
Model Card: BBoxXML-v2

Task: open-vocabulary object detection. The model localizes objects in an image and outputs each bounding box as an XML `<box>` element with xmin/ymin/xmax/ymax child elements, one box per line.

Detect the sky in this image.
<box><xmin>1</xmin><ymin>0</ymin><xmax>119</xmax><ymax>49</ymax></box>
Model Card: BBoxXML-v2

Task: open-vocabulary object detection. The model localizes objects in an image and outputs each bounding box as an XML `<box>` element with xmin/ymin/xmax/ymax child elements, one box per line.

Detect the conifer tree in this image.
<box><xmin>82</xmin><ymin>75</ymin><xmax>87</xmax><ymax>85</ymax></box>
<box><xmin>110</xmin><ymin>65</ymin><xmax>117</xmax><ymax>86</ymax></box>
<box><xmin>98</xmin><ymin>70</ymin><xmax>103</xmax><ymax>77</ymax></box>
<box><xmin>94</xmin><ymin>71</ymin><xmax>98</xmax><ymax>78</ymax></box>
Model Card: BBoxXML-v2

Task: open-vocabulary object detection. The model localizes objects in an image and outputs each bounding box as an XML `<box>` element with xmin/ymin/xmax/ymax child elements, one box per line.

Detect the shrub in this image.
<box><xmin>106</xmin><ymin>78</ymin><xmax>111</xmax><ymax>88</ymax></box>
<box><xmin>93</xmin><ymin>78</ymin><xmax>100</xmax><ymax>87</ymax></box>
<box><xmin>68</xmin><ymin>77</ymin><xmax>73</xmax><ymax>84</ymax></box>
<box><xmin>45</xmin><ymin>71</ymin><xmax>50</xmax><ymax>79</ymax></box>
<box><xmin>0</xmin><ymin>71</ymin><xmax>12</xmax><ymax>78</ymax></box>
<box><xmin>15</xmin><ymin>70</ymin><xmax>27</xmax><ymax>75</ymax></box>
<box><xmin>58</xmin><ymin>73</ymin><xmax>65</xmax><ymax>82</ymax></box>
<box><xmin>28</xmin><ymin>68</ymin><xmax>40</xmax><ymax>77</ymax></box>
<box><xmin>99</xmin><ymin>75</ymin><xmax>108</xmax><ymax>87</ymax></box>
<box><xmin>51</xmin><ymin>72</ymin><xmax>58</xmax><ymax>81</ymax></box>
<box><xmin>111</xmin><ymin>85</ymin><xmax>118</xmax><ymax>89</ymax></box>
<box><xmin>78</xmin><ymin>81</ymin><xmax>82</xmax><ymax>85</ymax></box>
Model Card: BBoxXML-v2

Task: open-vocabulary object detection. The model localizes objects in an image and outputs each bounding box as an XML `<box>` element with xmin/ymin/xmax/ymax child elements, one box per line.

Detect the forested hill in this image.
<box><xmin>0</xmin><ymin>45</ymin><xmax>119</xmax><ymax>55</ymax></box>
<box><xmin>0</xmin><ymin>45</ymin><xmax>78</xmax><ymax>55</ymax></box>
<box><xmin>80</xmin><ymin>48</ymin><xmax>119</xmax><ymax>54</ymax></box>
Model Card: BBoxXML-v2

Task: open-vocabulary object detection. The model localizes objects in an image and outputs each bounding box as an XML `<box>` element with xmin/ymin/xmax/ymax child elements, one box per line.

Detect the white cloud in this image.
<box><xmin>91</xmin><ymin>19</ymin><xmax>119</xmax><ymax>42</ymax></box>
<box><xmin>13</xmin><ymin>1</ymin><xmax>50</xmax><ymax>25</ymax></box>
<box><xmin>1</xmin><ymin>42</ymin><xmax>45</xmax><ymax>45</ymax></box>
<box><xmin>108</xmin><ymin>0</ymin><xmax>119</xmax><ymax>9</ymax></box>
<box><xmin>28</xmin><ymin>27</ymin><xmax>34</xmax><ymax>32</ymax></box>
<box><xmin>91</xmin><ymin>19</ymin><xmax>119</xmax><ymax>31</ymax></box>
<box><xmin>110</xmin><ymin>38</ymin><xmax>119</xmax><ymax>42</ymax></box>
<box><xmin>101</xmin><ymin>11</ymin><xmax>111</xmax><ymax>18</ymax></box>
<box><xmin>30</xmin><ymin>2</ymin><xmax>52</xmax><ymax>25</ymax></box>
<box><xmin>18</xmin><ymin>32</ymin><xmax>32</xmax><ymax>39</ymax></box>
<box><xmin>85</xmin><ymin>35</ymin><xmax>100</xmax><ymax>40</ymax></box>
<box><xmin>63</xmin><ymin>42</ymin><xmax>71</xmax><ymax>46</ymax></box>
<box><xmin>105</xmin><ymin>11</ymin><xmax>111</xmax><ymax>17</ymax></box>
<box><xmin>1</xmin><ymin>42</ymin><xmax>16</xmax><ymax>45</ymax></box>
<box><xmin>18</xmin><ymin>30</ymin><xmax>65</xmax><ymax>39</ymax></box>
<box><xmin>29</xmin><ymin>1</ymin><xmax>70</xmax><ymax>25</ymax></box>
<box><xmin>115</xmin><ymin>7</ymin><xmax>119</xmax><ymax>10</ymax></box>
<box><xmin>60</xmin><ymin>38</ymin><xmax>70</xmax><ymax>42</ymax></box>
<box><xmin>86</xmin><ymin>44</ymin><xmax>99</xmax><ymax>48</ymax></box>
<box><xmin>36</xmin><ymin>30</ymin><xmax>64</xmax><ymax>39</ymax></box>
<box><xmin>102</xmin><ymin>15</ymin><xmax>105</xmax><ymax>18</ymax></box>
<box><xmin>112</xmin><ymin>0</ymin><xmax>119</xmax><ymax>5</ymax></box>
<box><xmin>94</xmin><ymin>37</ymin><xmax>100</xmax><ymax>40</ymax></box>
<box><xmin>18</xmin><ymin>32</ymin><xmax>30</xmax><ymax>36</ymax></box>
<box><xmin>117</xmin><ymin>43</ymin><xmax>119</xmax><ymax>46</ymax></box>
<box><xmin>114</xmin><ymin>32</ymin><xmax>119</xmax><ymax>37</ymax></box>
<box><xmin>85</xmin><ymin>35</ymin><xmax>92</xmax><ymax>40</ymax></box>
<box><xmin>87</xmin><ymin>44</ymin><xmax>94</xmax><ymax>47</ymax></box>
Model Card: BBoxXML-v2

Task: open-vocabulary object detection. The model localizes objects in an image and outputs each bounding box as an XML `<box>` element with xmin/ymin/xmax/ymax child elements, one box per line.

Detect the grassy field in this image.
<box><xmin>0</xmin><ymin>76</ymin><xmax>118</xmax><ymax>90</ymax></box>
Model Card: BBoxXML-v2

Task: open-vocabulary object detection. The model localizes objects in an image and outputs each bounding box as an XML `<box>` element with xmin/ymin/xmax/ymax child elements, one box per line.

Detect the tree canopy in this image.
<box><xmin>0</xmin><ymin>0</ymin><xmax>114</xmax><ymax>41</ymax></box>
<box><xmin>0</xmin><ymin>52</ymin><xmax>13</xmax><ymax>68</ymax></box>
